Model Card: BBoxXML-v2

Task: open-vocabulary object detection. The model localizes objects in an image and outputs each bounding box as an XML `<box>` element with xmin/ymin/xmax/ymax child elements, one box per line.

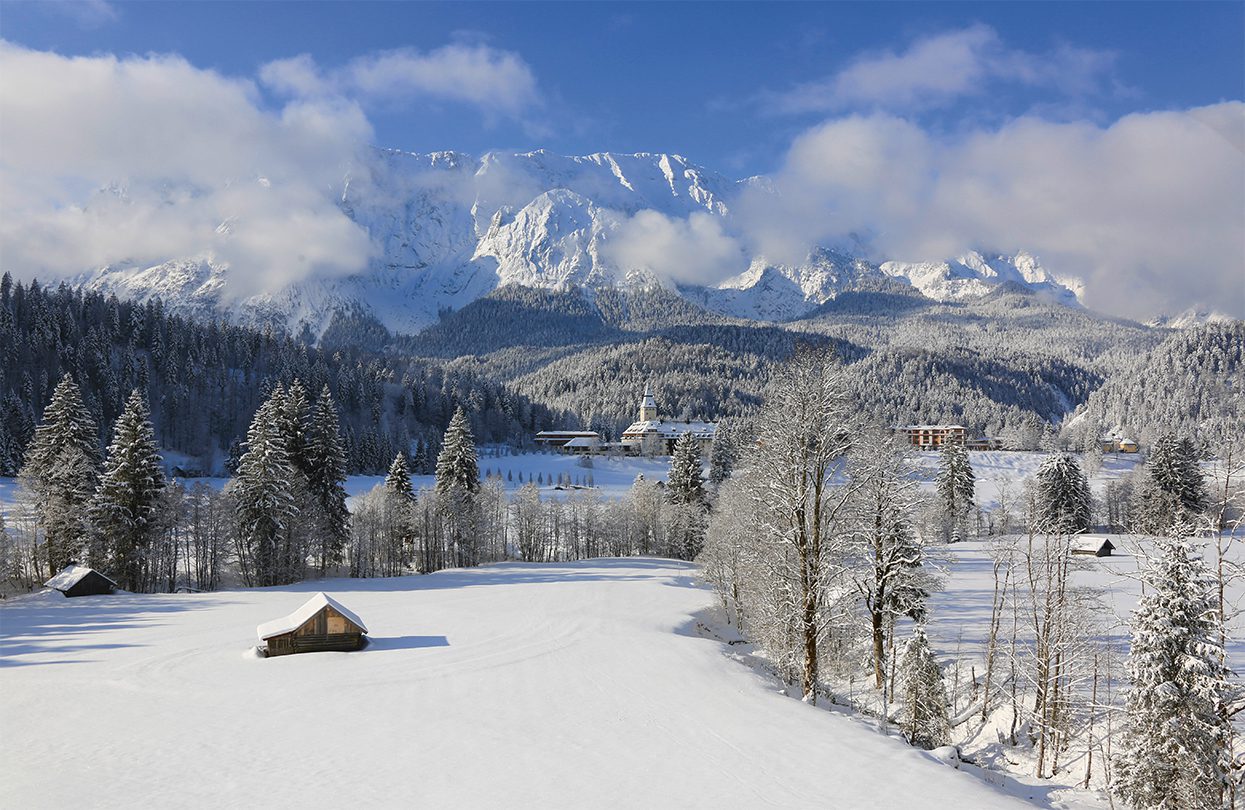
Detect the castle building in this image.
<box><xmin>621</xmin><ymin>384</ymin><xmax>717</xmax><ymax>457</ymax></box>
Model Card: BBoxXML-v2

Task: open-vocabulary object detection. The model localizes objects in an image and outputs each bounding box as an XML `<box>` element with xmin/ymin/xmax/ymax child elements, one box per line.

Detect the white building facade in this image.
<box><xmin>621</xmin><ymin>384</ymin><xmax>717</xmax><ymax>457</ymax></box>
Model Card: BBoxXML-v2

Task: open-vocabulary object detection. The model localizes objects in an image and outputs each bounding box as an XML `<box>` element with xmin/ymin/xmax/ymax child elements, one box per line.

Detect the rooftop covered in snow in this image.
<box><xmin>45</xmin><ymin>565</ymin><xmax>117</xmax><ymax>593</ymax></box>
<box><xmin>256</xmin><ymin>593</ymin><xmax>369</xmax><ymax>641</ymax></box>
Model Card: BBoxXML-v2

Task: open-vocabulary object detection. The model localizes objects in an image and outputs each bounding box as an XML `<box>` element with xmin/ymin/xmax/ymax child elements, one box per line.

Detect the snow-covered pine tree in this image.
<box><xmin>305</xmin><ymin>386</ymin><xmax>350</xmax><ymax>577</ymax></box>
<box><xmin>18</xmin><ymin>374</ymin><xmax>101</xmax><ymax>573</ymax></box>
<box><xmin>88</xmin><ymin>390</ymin><xmax>167</xmax><ymax>592</ymax></box>
<box><xmin>1130</xmin><ymin>465</ymin><xmax>1183</xmax><ymax>535</ymax></box>
<box><xmin>668</xmin><ymin>432</ymin><xmax>706</xmax><ymax>507</ymax></box>
<box><xmin>435</xmin><ymin>407</ymin><xmax>479</xmax><ymax>495</ymax></box>
<box><xmin>385</xmin><ymin>452</ymin><xmax>415</xmax><ymax>502</ymax></box>
<box><xmin>898</xmin><ymin>625</ymin><xmax>951</xmax><ymax>750</ymax></box>
<box><xmin>936</xmin><ymin>439</ymin><xmax>974</xmax><ymax>543</ymax></box>
<box><xmin>1137</xmin><ymin>435</ymin><xmax>1209</xmax><ymax>536</ymax></box>
<box><xmin>412</xmin><ymin>440</ymin><xmax>429</xmax><ymax>475</ymax></box>
<box><xmin>707</xmin><ymin>417</ymin><xmax>739</xmax><ymax>487</ymax></box>
<box><xmin>1034</xmin><ymin>453</ymin><xmax>1092</xmax><ymax>534</ymax></box>
<box><xmin>1112</xmin><ymin>526</ymin><xmax>1233</xmax><ymax>809</ymax></box>
<box><xmin>383</xmin><ymin>452</ymin><xmax>417</xmax><ymax>570</ymax></box>
<box><xmin>233</xmin><ymin>395</ymin><xmax>298</xmax><ymax>586</ymax></box>
<box><xmin>435</xmin><ymin>407</ymin><xmax>480</xmax><ymax>568</ymax></box>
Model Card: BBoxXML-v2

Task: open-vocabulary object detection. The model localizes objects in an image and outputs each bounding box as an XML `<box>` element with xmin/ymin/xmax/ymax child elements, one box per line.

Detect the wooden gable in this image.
<box><xmin>293</xmin><ymin>605</ymin><xmax>364</xmax><ymax>638</ymax></box>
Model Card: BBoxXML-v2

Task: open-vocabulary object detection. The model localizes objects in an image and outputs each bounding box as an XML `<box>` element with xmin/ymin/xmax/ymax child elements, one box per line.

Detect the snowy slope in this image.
<box><xmin>1</xmin><ymin>560</ymin><xmax>1036</xmax><ymax>808</ymax></box>
<box><xmin>1145</xmin><ymin>306</ymin><xmax>1238</xmax><ymax>329</ymax></box>
<box><xmin>880</xmin><ymin>251</ymin><xmax>1083</xmax><ymax>308</ymax></box>
<box><xmin>79</xmin><ymin>150</ymin><xmax>1085</xmax><ymax>335</ymax></box>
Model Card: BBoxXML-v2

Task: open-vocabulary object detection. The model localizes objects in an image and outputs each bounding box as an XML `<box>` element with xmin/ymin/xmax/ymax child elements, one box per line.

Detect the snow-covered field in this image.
<box><xmin>2</xmin><ymin>559</ymin><xmax>1037</xmax><ymax>809</ymax></box>
<box><xmin>0</xmin><ymin>450</ymin><xmax>1147</xmax><ymax>518</ymax></box>
<box><xmin>2</xmin><ymin>449</ymin><xmax>1236</xmax><ymax>808</ymax></box>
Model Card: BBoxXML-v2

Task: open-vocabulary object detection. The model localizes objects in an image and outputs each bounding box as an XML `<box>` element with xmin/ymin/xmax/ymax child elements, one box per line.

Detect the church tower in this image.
<box><xmin>639</xmin><ymin>383</ymin><xmax>658</xmax><ymax>422</ymax></box>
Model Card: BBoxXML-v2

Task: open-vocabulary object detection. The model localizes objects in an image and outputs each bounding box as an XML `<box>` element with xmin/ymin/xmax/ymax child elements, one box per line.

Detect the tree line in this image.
<box><xmin>0</xmin><ymin>275</ymin><xmax>563</xmax><ymax>478</ymax></box>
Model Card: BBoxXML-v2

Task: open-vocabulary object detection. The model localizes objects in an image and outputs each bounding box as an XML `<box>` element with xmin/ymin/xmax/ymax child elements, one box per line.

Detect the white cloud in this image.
<box><xmin>734</xmin><ymin>103</ymin><xmax>1245</xmax><ymax>318</ymax></box>
<box><xmin>603</xmin><ymin>210</ymin><xmax>747</xmax><ymax>287</ymax></box>
<box><xmin>769</xmin><ymin>24</ymin><xmax>1115</xmax><ymax>114</ymax></box>
<box><xmin>0</xmin><ymin>41</ymin><xmax>377</xmax><ymax>298</ymax></box>
<box><xmin>260</xmin><ymin>44</ymin><xmax>541</xmax><ymax>121</ymax></box>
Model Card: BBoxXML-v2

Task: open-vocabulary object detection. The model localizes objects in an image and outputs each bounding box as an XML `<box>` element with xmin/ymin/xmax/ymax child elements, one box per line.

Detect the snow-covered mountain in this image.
<box><xmin>80</xmin><ymin>149</ymin><xmax>1085</xmax><ymax>334</ymax></box>
<box><xmin>1145</xmin><ymin>307</ymin><xmax>1238</xmax><ymax>330</ymax></box>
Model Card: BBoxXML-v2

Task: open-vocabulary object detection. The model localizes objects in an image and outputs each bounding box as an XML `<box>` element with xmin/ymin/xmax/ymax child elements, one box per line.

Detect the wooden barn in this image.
<box><xmin>45</xmin><ymin>565</ymin><xmax>117</xmax><ymax>597</ymax></box>
<box><xmin>1071</xmin><ymin>538</ymin><xmax>1116</xmax><ymax>557</ymax></box>
<box><xmin>256</xmin><ymin>593</ymin><xmax>368</xmax><ymax>657</ymax></box>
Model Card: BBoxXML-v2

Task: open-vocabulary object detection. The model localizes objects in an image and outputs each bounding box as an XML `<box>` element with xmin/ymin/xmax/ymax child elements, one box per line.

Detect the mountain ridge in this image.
<box><xmin>77</xmin><ymin>148</ymin><xmax>1087</xmax><ymax>335</ymax></box>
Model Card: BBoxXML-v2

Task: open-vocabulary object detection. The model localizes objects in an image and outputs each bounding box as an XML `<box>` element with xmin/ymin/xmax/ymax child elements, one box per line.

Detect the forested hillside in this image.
<box><xmin>389</xmin><ymin>283</ymin><xmax>1175</xmax><ymax>444</ymax></box>
<box><xmin>1072</xmin><ymin>321</ymin><xmax>1244</xmax><ymax>447</ymax></box>
<box><xmin>0</xmin><ymin>275</ymin><xmax>563</xmax><ymax>475</ymax></box>
<box><xmin>1</xmin><ymin>273</ymin><xmax>1235</xmax><ymax>473</ymax></box>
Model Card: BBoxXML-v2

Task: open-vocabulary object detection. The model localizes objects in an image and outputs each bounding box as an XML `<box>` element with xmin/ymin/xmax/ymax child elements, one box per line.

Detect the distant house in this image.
<box><xmin>534</xmin><ymin>430</ymin><xmax>602</xmax><ymax>452</ymax></box>
<box><xmin>45</xmin><ymin>565</ymin><xmax>117</xmax><ymax>597</ymax></box>
<box><xmin>620</xmin><ymin>384</ymin><xmax>717</xmax><ymax>457</ymax></box>
<box><xmin>1100</xmin><ymin>435</ymin><xmax>1140</xmax><ymax>454</ymax></box>
<box><xmin>965</xmin><ymin>435</ymin><xmax>1004</xmax><ymax>451</ymax></box>
<box><xmin>899</xmin><ymin>425</ymin><xmax>967</xmax><ymax>451</ymax></box>
<box><xmin>256</xmin><ymin>593</ymin><xmax>368</xmax><ymax>657</ymax></box>
<box><xmin>560</xmin><ymin>436</ymin><xmax>601</xmax><ymax>455</ymax></box>
<box><xmin>1071</xmin><ymin>538</ymin><xmax>1116</xmax><ymax>557</ymax></box>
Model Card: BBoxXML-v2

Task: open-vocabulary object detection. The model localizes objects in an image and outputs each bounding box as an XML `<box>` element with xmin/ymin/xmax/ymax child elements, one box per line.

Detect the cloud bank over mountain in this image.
<box><xmin>0</xmin><ymin>39</ymin><xmax>1241</xmax><ymax>319</ymax></box>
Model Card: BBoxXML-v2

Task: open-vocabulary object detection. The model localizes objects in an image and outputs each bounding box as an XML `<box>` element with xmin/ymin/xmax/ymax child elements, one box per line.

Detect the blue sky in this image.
<box><xmin>4</xmin><ymin>1</ymin><xmax>1242</xmax><ymax>175</ymax></box>
<box><xmin>1</xmin><ymin>1</ymin><xmax>1242</xmax><ymax>317</ymax></box>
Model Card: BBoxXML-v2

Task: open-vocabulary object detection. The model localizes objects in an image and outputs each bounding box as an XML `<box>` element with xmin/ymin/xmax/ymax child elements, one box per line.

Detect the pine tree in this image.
<box><xmin>936</xmin><ymin>439</ymin><xmax>974</xmax><ymax>542</ymax></box>
<box><xmin>305</xmin><ymin>386</ymin><xmax>350</xmax><ymax>576</ymax></box>
<box><xmin>233</xmin><ymin>395</ymin><xmax>298</xmax><ymax>586</ymax></box>
<box><xmin>88</xmin><ymin>390</ymin><xmax>167</xmax><ymax>592</ymax></box>
<box><xmin>1138</xmin><ymin>434</ymin><xmax>1208</xmax><ymax>535</ymax></box>
<box><xmin>1130</xmin><ymin>465</ymin><xmax>1183</xmax><ymax>535</ymax></box>
<box><xmin>435</xmin><ymin>407</ymin><xmax>479</xmax><ymax>494</ymax></box>
<box><xmin>435</xmin><ymin>407</ymin><xmax>480</xmax><ymax>568</ymax></box>
<box><xmin>19</xmin><ymin>374</ymin><xmax>100</xmax><ymax>573</ymax></box>
<box><xmin>412</xmin><ymin>440</ymin><xmax>429</xmax><ymax>475</ymax></box>
<box><xmin>1035</xmin><ymin>453</ymin><xmax>1092</xmax><ymax>534</ymax></box>
<box><xmin>385</xmin><ymin>452</ymin><xmax>415</xmax><ymax>502</ymax></box>
<box><xmin>668</xmin><ymin>432</ymin><xmax>706</xmax><ymax>507</ymax></box>
<box><xmin>898</xmin><ymin>625</ymin><xmax>951</xmax><ymax>750</ymax></box>
<box><xmin>707</xmin><ymin>418</ymin><xmax>739</xmax><ymax>487</ymax></box>
<box><xmin>1113</xmin><ymin>527</ymin><xmax>1233</xmax><ymax>809</ymax></box>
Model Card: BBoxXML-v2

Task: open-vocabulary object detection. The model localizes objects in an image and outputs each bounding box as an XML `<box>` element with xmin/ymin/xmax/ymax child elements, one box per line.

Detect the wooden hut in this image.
<box><xmin>45</xmin><ymin>565</ymin><xmax>117</xmax><ymax>597</ymax></box>
<box><xmin>1071</xmin><ymin>538</ymin><xmax>1116</xmax><ymax>557</ymax></box>
<box><xmin>256</xmin><ymin>593</ymin><xmax>368</xmax><ymax>657</ymax></box>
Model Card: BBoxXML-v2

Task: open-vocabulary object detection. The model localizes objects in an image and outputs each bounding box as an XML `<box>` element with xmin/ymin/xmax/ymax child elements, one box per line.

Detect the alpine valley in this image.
<box><xmin>3</xmin><ymin>149</ymin><xmax>1239</xmax><ymax>476</ymax></box>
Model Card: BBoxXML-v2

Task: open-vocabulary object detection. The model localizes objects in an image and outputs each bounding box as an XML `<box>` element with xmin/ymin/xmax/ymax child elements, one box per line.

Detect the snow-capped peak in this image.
<box><xmin>80</xmin><ymin>149</ymin><xmax>1089</xmax><ymax>335</ymax></box>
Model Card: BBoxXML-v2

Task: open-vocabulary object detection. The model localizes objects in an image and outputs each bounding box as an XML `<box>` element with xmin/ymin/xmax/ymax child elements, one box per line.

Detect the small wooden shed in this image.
<box><xmin>1071</xmin><ymin>538</ymin><xmax>1116</xmax><ymax>557</ymax></box>
<box><xmin>45</xmin><ymin>565</ymin><xmax>117</xmax><ymax>597</ymax></box>
<box><xmin>256</xmin><ymin>593</ymin><xmax>368</xmax><ymax>657</ymax></box>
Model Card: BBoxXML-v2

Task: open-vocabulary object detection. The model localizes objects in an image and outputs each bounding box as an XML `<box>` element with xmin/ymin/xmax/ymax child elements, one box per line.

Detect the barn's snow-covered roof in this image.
<box><xmin>45</xmin><ymin>565</ymin><xmax>117</xmax><ymax>592</ymax></box>
<box><xmin>256</xmin><ymin>592</ymin><xmax>368</xmax><ymax>641</ymax></box>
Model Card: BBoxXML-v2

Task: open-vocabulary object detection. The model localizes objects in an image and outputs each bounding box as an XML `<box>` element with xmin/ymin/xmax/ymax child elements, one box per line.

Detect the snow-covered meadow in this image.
<box><xmin>1</xmin><ymin>448</ymin><xmax>1237</xmax><ymax>809</ymax></box>
<box><xmin>3</xmin><ymin>559</ymin><xmax>1039</xmax><ymax>809</ymax></box>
